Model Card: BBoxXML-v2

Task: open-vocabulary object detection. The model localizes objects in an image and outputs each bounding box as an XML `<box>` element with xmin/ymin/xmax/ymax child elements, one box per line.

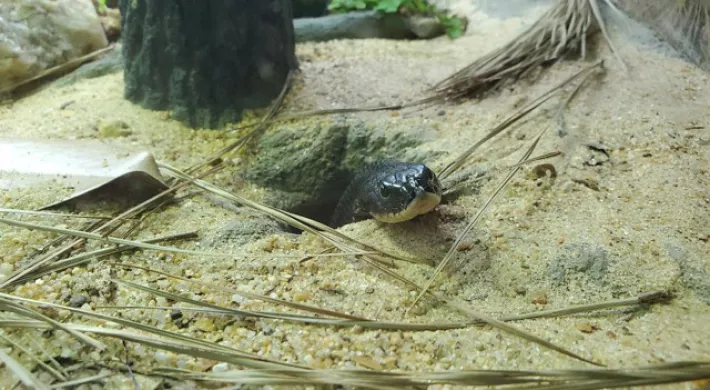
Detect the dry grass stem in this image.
<box><xmin>432</xmin><ymin>0</ymin><xmax>620</xmax><ymax>101</ymax></box>
<box><xmin>438</xmin><ymin>60</ymin><xmax>604</xmax><ymax>180</ymax></box>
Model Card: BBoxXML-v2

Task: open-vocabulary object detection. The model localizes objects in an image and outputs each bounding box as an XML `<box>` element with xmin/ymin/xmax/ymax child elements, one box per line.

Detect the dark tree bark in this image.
<box><xmin>118</xmin><ymin>0</ymin><xmax>298</xmax><ymax>128</ymax></box>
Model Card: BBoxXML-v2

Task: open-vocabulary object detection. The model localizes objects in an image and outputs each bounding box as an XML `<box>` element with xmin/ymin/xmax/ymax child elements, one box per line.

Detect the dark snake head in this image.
<box><xmin>362</xmin><ymin>163</ymin><xmax>442</xmax><ymax>223</ymax></box>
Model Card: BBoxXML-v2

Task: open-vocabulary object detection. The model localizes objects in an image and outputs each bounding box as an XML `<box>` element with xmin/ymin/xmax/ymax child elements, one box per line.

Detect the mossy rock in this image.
<box><xmin>243</xmin><ymin>119</ymin><xmax>436</xmax><ymax>223</ymax></box>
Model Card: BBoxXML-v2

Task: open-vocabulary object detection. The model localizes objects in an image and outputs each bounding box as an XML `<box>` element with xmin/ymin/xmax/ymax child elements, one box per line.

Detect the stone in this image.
<box><xmin>68</xmin><ymin>294</ymin><xmax>89</xmax><ymax>308</ymax></box>
<box><xmin>54</xmin><ymin>45</ymin><xmax>123</xmax><ymax>88</ymax></box>
<box><xmin>405</xmin><ymin>15</ymin><xmax>445</xmax><ymax>39</ymax></box>
<box><xmin>295</xmin><ymin>11</ymin><xmax>413</xmax><ymax>43</ymax></box>
<box><xmin>97</xmin><ymin>119</ymin><xmax>132</xmax><ymax>138</ymax></box>
<box><xmin>98</xmin><ymin>7</ymin><xmax>121</xmax><ymax>42</ymax></box>
<box><xmin>0</xmin><ymin>0</ymin><xmax>108</xmax><ymax>92</ymax></box>
<box><xmin>242</xmin><ymin>119</ymin><xmax>434</xmax><ymax>224</ymax></box>
<box><xmin>530</xmin><ymin>290</ymin><xmax>548</xmax><ymax>305</ymax></box>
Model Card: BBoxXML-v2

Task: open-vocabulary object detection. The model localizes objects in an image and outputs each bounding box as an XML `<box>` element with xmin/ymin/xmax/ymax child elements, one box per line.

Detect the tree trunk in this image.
<box><xmin>118</xmin><ymin>0</ymin><xmax>298</xmax><ymax>128</ymax></box>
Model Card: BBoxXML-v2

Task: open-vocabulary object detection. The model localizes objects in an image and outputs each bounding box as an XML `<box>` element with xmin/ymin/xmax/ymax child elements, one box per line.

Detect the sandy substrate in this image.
<box><xmin>0</xmin><ymin>2</ymin><xmax>709</xmax><ymax>389</ymax></box>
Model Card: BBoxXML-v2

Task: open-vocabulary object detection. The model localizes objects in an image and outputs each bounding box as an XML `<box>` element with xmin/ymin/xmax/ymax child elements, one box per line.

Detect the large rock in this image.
<box><xmin>294</xmin><ymin>11</ymin><xmax>446</xmax><ymax>43</ymax></box>
<box><xmin>0</xmin><ymin>0</ymin><xmax>108</xmax><ymax>92</ymax></box>
<box><xmin>241</xmin><ymin>118</ymin><xmax>439</xmax><ymax>224</ymax></box>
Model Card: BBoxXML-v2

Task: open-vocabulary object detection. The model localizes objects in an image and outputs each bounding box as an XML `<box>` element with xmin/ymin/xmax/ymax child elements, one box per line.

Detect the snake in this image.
<box><xmin>330</xmin><ymin>160</ymin><xmax>443</xmax><ymax>228</ymax></box>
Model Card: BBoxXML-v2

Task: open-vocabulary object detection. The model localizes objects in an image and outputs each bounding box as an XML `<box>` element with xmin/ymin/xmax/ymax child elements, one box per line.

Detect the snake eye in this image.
<box><xmin>379</xmin><ymin>184</ymin><xmax>393</xmax><ymax>198</ymax></box>
<box><xmin>428</xmin><ymin>178</ymin><xmax>440</xmax><ymax>192</ymax></box>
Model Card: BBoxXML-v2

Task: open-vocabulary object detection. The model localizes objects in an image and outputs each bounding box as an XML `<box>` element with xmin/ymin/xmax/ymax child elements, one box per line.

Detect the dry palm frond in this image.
<box><xmin>0</xmin><ymin>165</ymin><xmax>220</xmax><ymax>290</ymax></box>
<box><xmin>108</xmin><ymin>271</ymin><xmax>670</xmax><ymax>331</ymax></box>
<box><xmin>8</xmin><ymin>231</ymin><xmax>198</xmax><ymax>285</ymax></box>
<box><xmin>612</xmin><ymin>0</ymin><xmax>710</xmax><ymax>70</ymax></box>
<box><xmin>155</xmin><ymin>361</ymin><xmax>710</xmax><ymax>389</ymax></box>
<box><xmin>0</xmin><ymin>293</ymin><xmax>308</xmax><ymax>371</ymax></box>
<box><xmin>158</xmin><ymin>164</ymin><xmax>600</xmax><ymax>365</ymax></box>
<box><xmin>411</xmin><ymin>129</ymin><xmax>551</xmax><ymax>312</ymax></box>
<box><xmin>0</xmin><ymin>333</ymin><xmax>66</xmax><ymax>382</ymax></box>
<box><xmin>438</xmin><ymin>60</ymin><xmax>604</xmax><ymax>181</ymax></box>
<box><xmin>411</xmin><ymin>61</ymin><xmax>604</xmax><ymax>310</ymax></box>
<box><xmin>0</xmin><ymin>347</ymin><xmax>50</xmax><ymax>390</ymax></box>
<box><xmin>433</xmin><ymin>0</ymin><xmax>622</xmax><ymax>101</ymax></box>
<box><xmin>0</xmin><ymin>218</ymin><xmax>227</xmax><ymax>258</ymax></box>
<box><xmin>160</xmin><ymin>163</ymin><xmax>412</xmax><ymax>265</ymax></box>
<box><xmin>49</xmin><ymin>373</ymin><xmax>113</xmax><ymax>388</ymax></box>
<box><xmin>0</xmin><ymin>208</ymin><xmax>122</xmax><ymax>220</ymax></box>
<box><xmin>0</xmin><ymin>296</ymin><xmax>105</xmax><ymax>350</ymax></box>
<box><xmin>2</xmin><ymin>70</ymin><xmax>293</xmax><ymax>290</ymax></box>
<box><xmin>410</xmin><ymin>61</ymin><xmax>603</xmax><ymax>309</ymax></box>
<box><xmin>115</xmin><ymin>263</ymin><xmax>369</xmax><ymax>321</ymax></box>
<box><xmin>3</xmin><ymin>317</ymin><xmax>707</xmax><ymax>389</ymax></box>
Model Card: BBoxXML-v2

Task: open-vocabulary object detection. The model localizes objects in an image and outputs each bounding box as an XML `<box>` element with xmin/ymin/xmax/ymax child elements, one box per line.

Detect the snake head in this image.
<box><xmin>367</xmin><ymin>163</ymin><xmax>442</xmax><ymax>223</ymax></box>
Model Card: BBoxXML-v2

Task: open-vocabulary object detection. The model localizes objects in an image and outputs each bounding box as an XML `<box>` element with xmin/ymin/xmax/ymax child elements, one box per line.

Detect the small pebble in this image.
<box><xmin>0</xmin><ymin>262</ymin><xmax>13</xmax><ymax>280</ymax></box>
<box><xmin>98</xmin><ymin>119</ymin><xmax>132</xmax><ymax>138</ymax></box>
<box><xmin>572</xmin><ymin>177</ymin><xmax>600</xmax><ymax>191</ymax></box>
<box><xmin>211</xmin><ymin>362</ymin><xmax>229</xmax><ymax>372</ymax></box>
<box><xmin>457</xmin><ymin>241</ymin><xmax>473</xmax><ymax>252</ymax></box>
<box><xmin>293</xmin><ymin>292</ymin><xmax>312</xmax><ymax>302</ymax></box>
<box><xmin>353</xmin><ymin>356</ymin><xmax>383</xmax><ymax>370</ymax></box>
<box><xmin>193</xmin><ymin>318</ymin><xmax>216</xmax><ymax>332</ymax></box>
<box><xmin>530</xmin><ymin>290</ymin><xmax>548</xmax><ymax>305</ymax></box>
<box><xmin>68</xmin><ymin>295</ymin><xmax>89</xmax><ymax>308</ymax></box>
<box><xmin>576</xmin><ymin>321</ymin><xmax>599</xmax><ymax>333</ymax></box>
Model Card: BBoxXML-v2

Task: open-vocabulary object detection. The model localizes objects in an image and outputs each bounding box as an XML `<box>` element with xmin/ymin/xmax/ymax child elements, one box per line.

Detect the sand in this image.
<box><xmin>0</xmin><ymin>2</ymin><xmax>709</xmax><ymax>389</ymax></box>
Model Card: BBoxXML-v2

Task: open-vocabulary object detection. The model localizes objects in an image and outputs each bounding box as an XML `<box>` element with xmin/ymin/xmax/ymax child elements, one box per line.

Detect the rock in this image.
<box><xmin>97</xmin><ymin>119</ymin><xmax>132</xmax><ymax>138</ymax></box>
<box><xmin>405</xmin><ymin>15</ymin><xmax>445</xmax><ymax>39</ymax></box>
<box><xmin>295</xmin><ymin>11</ymin><xmax>413</xmax><ymax>43</ymax></box>
<box><xmin>294</xmin><ymin>9</ymin><xmax>451</xmax><ymax>43</ymax></box>
<box><xmin>293</xmin><ymin>291</ymin><xmax>312</xmax><ymax>302</ymax></box>
<box><xmin>530</xmin><ymin>290</ymin><xmax>548</xmax><ymax>305</ymax></box>
<box><xmin>548</xmin><ymin>243</ymin><xmax>610</xmax><ymax>286</ymax></box>
<box><xmin>98</xmin><ymin>7</ymin><xmax>121</xmax><ymax>42</ymax></box>
<box><xmin>242</xmin><ymin>119</ymin><xmax>434</xmax><ymax>223</ymax></box>
<box><xmin>92</xmin><ymin>0</ymin><xmax>121</xmax><ymax>40</ymax></box>
<box><xmin>0</xmin><ymin>0</ymin><xmax>108</xmax><ymax>91</ymax></box>
<box><xmin>68</xmin><ymin>294</ymin><xmax>89</xmax><ymax>308</ymax></box>
<box><xmin>54</xmin><ymin>45</ymin><xmax>123</xmax><ymax>87</ymax></box>
<box><xmin>575</xmin><ymin>321</ymin><xmax>599</xmax><ymax>333</ymax></box>
<box><xmin>0</xmin><ymin>262</ymin><xmax>13</xmax><ymax>281</ymax></box>
<box><xmin>244</xmin><ymin>121</ymin><xmax>349</xmax><ymax>214</ymax></box>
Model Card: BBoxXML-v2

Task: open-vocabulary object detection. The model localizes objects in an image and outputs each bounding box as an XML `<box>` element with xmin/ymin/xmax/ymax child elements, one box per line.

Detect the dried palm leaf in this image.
<box><xmin>433</xmin><ymin>0</ymin><xmax>622</xmax><ymax>101</ymax></box>
<box><xmin>0</xmin><ymin>347</ymin><xmax>50</xmax><ymax>390</ymax></box>
<box><xmin>155</xmin><ymin>361</ymin><xmax>710</xmax><ymax>388</ymax></box>
<box><xmin>612</xmin><ymin>0</ymin><xmax>710</xmax><ymax>70</ymax></box>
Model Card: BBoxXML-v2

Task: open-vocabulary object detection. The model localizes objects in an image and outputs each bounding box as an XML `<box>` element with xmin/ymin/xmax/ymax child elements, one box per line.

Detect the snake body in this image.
<box><xmin>330</xmin><ymin>161</ymin><xmax>442</xmax><ymax>228</ymax></box>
